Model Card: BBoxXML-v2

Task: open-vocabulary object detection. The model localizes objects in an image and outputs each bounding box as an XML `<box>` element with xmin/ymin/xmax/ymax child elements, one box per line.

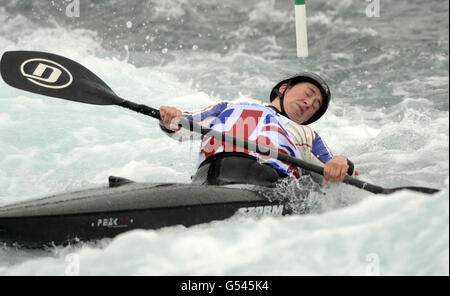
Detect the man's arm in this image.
<box><xmin>285</xmin><ymin>123</ymin><xmax>357</xmax><ymax>184</ymax></box>
<box><xmin>310</xmin><ymin>131</ymin><xmax>357</xmax><ymax>183</ymax></box>
<box><xmin>159</xmin><ymin>102</ymin><xmax>230</xmax><ymax>141</ymax></box>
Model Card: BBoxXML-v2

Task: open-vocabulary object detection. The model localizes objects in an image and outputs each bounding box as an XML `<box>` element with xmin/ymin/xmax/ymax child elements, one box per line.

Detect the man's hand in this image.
<box><xmin>323</xmin><ymin>156</ymin><xmax>349</xmax><ymax>184</ymax></box>
<box><xmin>159</xmin><ymin>106</ymin><xmax>182</xmax><ymax>131</ymax></box>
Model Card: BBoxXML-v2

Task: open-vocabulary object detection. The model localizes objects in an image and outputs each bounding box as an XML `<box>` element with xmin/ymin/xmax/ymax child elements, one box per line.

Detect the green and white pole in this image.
<box><xmin>295</xmin><ymin>0</ymin><xmax>308</xmax><ymax>58</ymax></box>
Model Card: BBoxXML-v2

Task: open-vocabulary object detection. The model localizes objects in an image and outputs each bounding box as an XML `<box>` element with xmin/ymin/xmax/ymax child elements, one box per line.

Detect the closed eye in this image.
<box><xmin>307</xmin><ymin>87</ymin><xmax>316</xmax><ymax>97</ymax></box>
<box><xmin>312</xmin><ymin>99</ymin><xmax>321</xmax><ymax>111</ymax></box>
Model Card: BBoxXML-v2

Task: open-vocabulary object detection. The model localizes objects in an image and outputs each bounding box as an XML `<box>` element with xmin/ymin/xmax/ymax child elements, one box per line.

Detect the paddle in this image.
<box><xmin>0</xmin><ymin>50</ymin><xmax>440</xmax><ymax>195</ymax></box>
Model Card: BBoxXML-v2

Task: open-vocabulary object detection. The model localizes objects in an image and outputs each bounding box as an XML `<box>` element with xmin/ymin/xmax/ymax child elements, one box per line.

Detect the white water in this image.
<box><xmin>0</xmin><ymin>0</ymin><xmax>448</xmax><ymax>275</ymax></box>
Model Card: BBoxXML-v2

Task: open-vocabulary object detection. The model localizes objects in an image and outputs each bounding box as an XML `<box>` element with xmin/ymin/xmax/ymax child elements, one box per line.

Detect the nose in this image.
<box><xmin>302</xmin><ymin>97</ymin><xmax>313</xmax><ymax>108</ymax></box>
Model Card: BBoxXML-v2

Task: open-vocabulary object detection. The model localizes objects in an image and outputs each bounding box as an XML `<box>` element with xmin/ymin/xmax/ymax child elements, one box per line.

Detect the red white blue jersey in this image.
<box><xmin>172</xmin><ymin>102</ymin><xmax>333</xmax><ymax>178</ymax></box>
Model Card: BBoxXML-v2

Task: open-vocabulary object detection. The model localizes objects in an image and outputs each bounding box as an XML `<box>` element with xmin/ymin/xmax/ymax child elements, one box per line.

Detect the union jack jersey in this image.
<box><xmin>161</xmin><ymin>102</ymin><xmax>339</xmax><ymax>179</ymax></box>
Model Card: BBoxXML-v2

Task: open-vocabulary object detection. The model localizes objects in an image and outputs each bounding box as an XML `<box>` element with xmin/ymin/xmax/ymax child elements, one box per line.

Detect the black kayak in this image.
<box><xmin>0</xmin><ymin>176</ymin><xmax>287</xmax><ymax>248</ymax></box>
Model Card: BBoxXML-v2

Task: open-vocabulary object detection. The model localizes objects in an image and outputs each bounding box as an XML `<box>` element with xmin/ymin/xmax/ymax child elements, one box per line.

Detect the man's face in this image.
<box><xmin>280</xmin><ymin>82</ymin><xmax>323</xmax><ymax>124</ymax></box>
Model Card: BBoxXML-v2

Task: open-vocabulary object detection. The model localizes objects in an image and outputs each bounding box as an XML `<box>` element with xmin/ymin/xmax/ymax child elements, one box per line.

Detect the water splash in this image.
<box><xmin>258</xmin><ymin>175</ymin><xmax>325</xmax><ymax>214</ymax></box>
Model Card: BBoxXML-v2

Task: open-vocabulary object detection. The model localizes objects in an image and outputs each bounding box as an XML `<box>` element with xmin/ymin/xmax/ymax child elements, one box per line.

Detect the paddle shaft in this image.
<box><xmin>119</xmin><ymin>99</ymin><xmax>391</xmax><ymax>194</ymax></box>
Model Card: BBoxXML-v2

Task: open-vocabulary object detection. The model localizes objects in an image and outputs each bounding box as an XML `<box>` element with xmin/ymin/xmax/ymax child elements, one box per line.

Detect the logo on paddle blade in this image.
<box><xmin>20</xmin><ymin>58</ymin><xmax>73</xmax><ymax>89</ymax></box>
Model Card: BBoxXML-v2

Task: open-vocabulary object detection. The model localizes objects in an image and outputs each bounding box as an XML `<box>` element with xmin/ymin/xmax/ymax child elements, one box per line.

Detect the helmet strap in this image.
<box><xmin>273</xmin><ymin>80</ymin><xmax>292</xmax><ymax>118</ymax></box>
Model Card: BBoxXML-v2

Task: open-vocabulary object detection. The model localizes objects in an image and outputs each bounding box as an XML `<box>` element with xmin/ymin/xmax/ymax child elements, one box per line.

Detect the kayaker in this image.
<box><xmin>159</xmin><ymin>73</ymin><xmax>357</xmax><ymax>186</ymax></box>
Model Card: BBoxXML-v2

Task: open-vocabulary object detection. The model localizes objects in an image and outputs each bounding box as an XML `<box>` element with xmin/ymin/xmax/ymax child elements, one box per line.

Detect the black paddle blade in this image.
<box><xmin>382</xmin><ymin>186</ymin><xmax>440</xmax><ymax>195</ymax></box>
<box><xmin>0</xmin><ymin>51</ymin><xmax>122</xmax><ymax>105</ymax></box>
<box><xmin>344</xmin><ymin>175</ymin><xmax>439</xmax><ymax>195</ymax></box>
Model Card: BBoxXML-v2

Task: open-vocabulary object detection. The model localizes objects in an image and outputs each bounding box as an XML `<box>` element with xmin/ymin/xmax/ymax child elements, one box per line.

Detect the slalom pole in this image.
<box><xmin>295</xmin><ymin>0</ymin><xmax>308</xmax><ymax>58</ymax></box>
